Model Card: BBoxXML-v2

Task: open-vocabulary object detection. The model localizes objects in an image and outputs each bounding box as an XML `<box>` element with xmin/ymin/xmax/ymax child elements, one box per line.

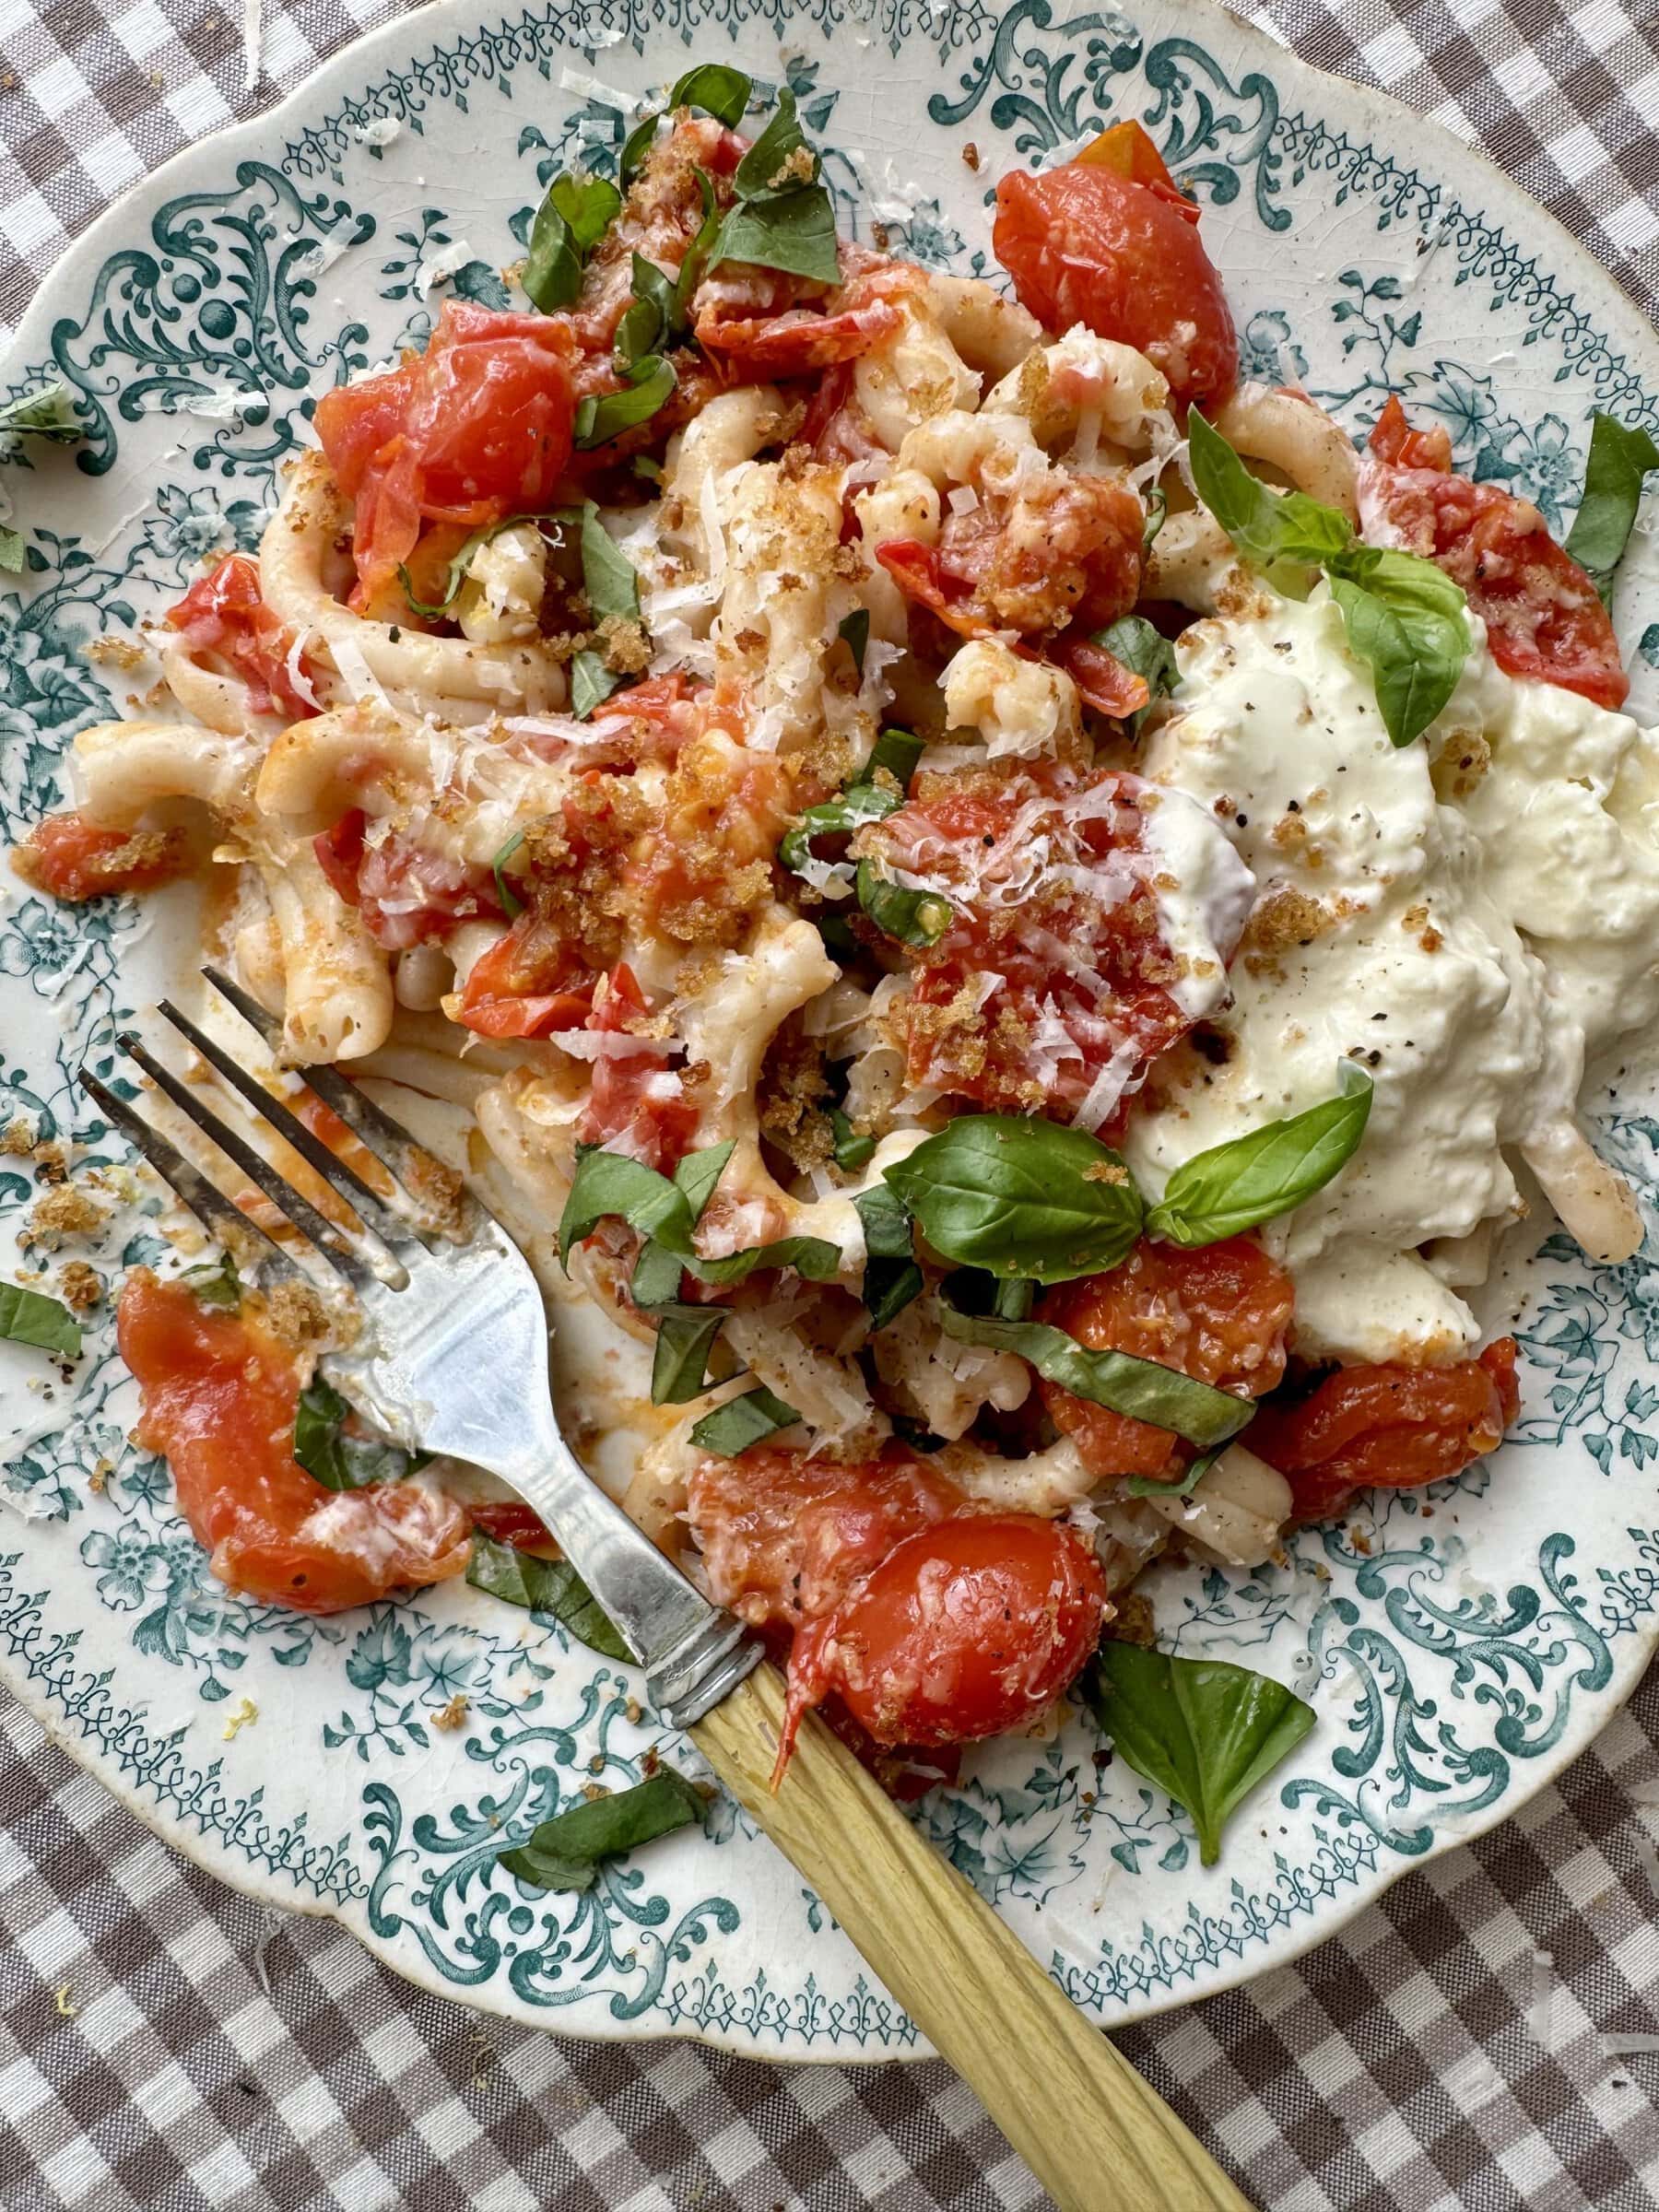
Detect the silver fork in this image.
<box><xmin>81</xmin><ymin>967</ymin><xmax>1254</xmax><ymax>2212</ymax></box>
<box><xmin>79</xmin><ymin>964</ymin><xmax>761</xmax><ymax>1730</ymax></box>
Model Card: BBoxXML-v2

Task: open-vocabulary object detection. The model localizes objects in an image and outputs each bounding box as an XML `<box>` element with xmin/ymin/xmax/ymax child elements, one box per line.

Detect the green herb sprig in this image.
<box><xmin>499</xmin><ymin>1769</ymin><xmax>706</xmax><ymax>1890</ymax></box>
<box><xmin>466</xmin><ymin>1530</ymin><xmax>629</xmax><ymax>1657</ymax></box>
<box><xmin>1563</xmin><ymin>412</ymin><xmax>1659</xmax><ymax>603</ymax></box>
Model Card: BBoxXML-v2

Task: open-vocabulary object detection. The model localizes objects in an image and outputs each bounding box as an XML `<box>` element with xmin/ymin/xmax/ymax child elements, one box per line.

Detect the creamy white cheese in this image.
<box><xmin>1127</xmin><ymin>588</ymin><xmax>1659</xmax><ymax>1361</ymax></box>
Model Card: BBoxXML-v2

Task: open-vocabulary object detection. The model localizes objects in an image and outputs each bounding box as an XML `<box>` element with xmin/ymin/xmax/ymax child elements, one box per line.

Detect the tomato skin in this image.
<box><xmin>469</xmin><ymin>1499</ymin><xmax>555</xmax><ymax>1548</ymax></box>
<box><xmin>687</xmin><ymin>1449</ymin><xmax>968</xmax><ymax>1630</ymax></box>
<box><xmin>313</xmin><ymin>809</ymin><xmax>502</xmax><ymax>951</ymax></box>
<box><xmin>313</xmin><ymin>300</ymin><xmax>577</xmax><ymax>607</ymax></box>
<box><xmin>456</xmin><ymin>912</ymin><xmax>595</xmax><ymax>1039</ymax></box>
<box><xmin>1039</xmin><ymin>1238</ymin><xmax>1295</xmax><ymax>1480</ymax></box>
<box><xmin>993</xmin><ymin>162</ymin><xmax>1237</xmax><ymax>408</ymax></box>
<box><xmin>117</xmin><ymin>1271</ymin><xmax>471</xmax><ymax>1614</ymax></box>
<box><xmin>779</xmin><ymin>1514</ymin><xmax>1106</xmax><ymax>1774</ymax></box>
<box><xmin>14</xmin><ymin>811</ymin><xmax>192</xmax><ymax>902</ymax></box>
<box><xmin>1248</xmin><ymin>1338</ymin><xmax>1521</xmax><ymax>1522</ymax></box>
<box><xmin>694</xmin><ymin>254</ymin><xmax>924</xmax><ymax>374</ymax></box>
<box><xmin>573</xmin><ymin>963</ymin><xmax>699</xmax><ymax>1172</ymax></box>
<box><xmin>165</xmin><ymin>553</ymin><xmax>317</xmax><ymax>719</ymax></box>
<box><xmin>1360</xmin><ymin>397</ymin><xmax>1627</xmax><ymax>710</ymax></box>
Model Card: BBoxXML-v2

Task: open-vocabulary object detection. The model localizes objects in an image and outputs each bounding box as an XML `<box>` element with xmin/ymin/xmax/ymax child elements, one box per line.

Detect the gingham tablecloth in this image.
<box><xmin>4</xmin><ymin>2</ymin><xmax>1659</xmax><ymax>2206</ymax></box>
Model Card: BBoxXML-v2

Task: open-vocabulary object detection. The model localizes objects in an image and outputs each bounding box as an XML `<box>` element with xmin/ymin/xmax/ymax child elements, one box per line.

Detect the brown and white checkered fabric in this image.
<box><xmin>4</xmin><ymin>3</ymin><xmax>1659</xmax><ymax>2206</ymax></box>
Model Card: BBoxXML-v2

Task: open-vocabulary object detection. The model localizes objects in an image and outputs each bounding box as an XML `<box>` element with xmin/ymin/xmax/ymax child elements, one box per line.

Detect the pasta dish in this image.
<box><xmin>12</xmin><ymin>71</ymin><xmax>1659</xmax><ymax>1838</ymax></box>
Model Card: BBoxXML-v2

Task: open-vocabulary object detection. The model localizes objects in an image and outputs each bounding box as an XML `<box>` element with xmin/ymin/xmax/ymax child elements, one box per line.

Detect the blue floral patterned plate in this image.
<box><xmin>4</xmin><ymin>0</ymin><xmax>1658</xmax><ymax>2059</ymax></box>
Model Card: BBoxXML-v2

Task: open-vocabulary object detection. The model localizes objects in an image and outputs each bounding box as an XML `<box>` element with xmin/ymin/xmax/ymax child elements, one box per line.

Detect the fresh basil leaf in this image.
<box><xmin>467</xmin><ymin>1529</ymin><xmax>629</xmax><ymax>1658</ymax></box>
<box><xmin>671</xmin><ymin>172</ymin><xmax>723</xmax><ymax>325</ymax></box>
<box><xmin>994</xmin><ymin>1276</ymin><xmax>1034</xmax><ymax>1322</ymax></box>
<box><xmin>0</xmin><ymin>525</ymin><xmax>23</xmax><ymax>572</ymax></box>
<box><xmin>559</xmin><ymin>1145</ymin><xmax>703</xmax><ymax>1264</ymax></box>
<box><xmin>499</xmin><ymin>1768</ymin><xmax>705</xmax><ymax>1891</ymax></box>
<box><xmin>559</xmin><ymin>500</ymin><xmax>641</xmax><ymax>622</ymax></box>
<box><xmin>854</xmin><ymin>862</ymin><xmax>950</xmax><ymax>947</ymax></box>
<box><xmin>716</xmin><ymin>189</ymin><xmax>841</xmax><ymax>287</ymax></box>
<box><xmin>178</xmin><ymin>1253</ymin><xmax>240</xmax><ymax>1310</ymax></box>
<box><xmin>629</xmin><ymin>1237</ymin><xmax>688</xmax><ymax>1312</ymax></box>
<box><xmin>1188</xmin><ymin>409</ymin><xmax>1357</xmax><ymax>569</ymax></box>
<box><xmin>570</xmin><ymin>649</ymin><xmax>622</xmax><ymax>720</ymax></box>
<box><xmin>688</xmin><ymin>1235</ymin><xmax>841</xmax><ymax>1290</ymax></box>
<box><xmin>733</xmin><ymin>86</ymin><xmax>812</xmax><ymax>197</ymax></box>
<box><xmin>1147</xmin><ymin>1064</ymin><xmax>1373</xmax><ymax>1248</ymax></box>
<box><xmin>1081</xmin><ymin>1641</ymin><xmax>1315</xmax><ymax>1865</ymax></box>
<box><xmin>651</xmin><ymin>1306</ymin><xmax>728</xmax><ymax>1405</ymax></box>
<box><xmin>524</xmin><ymin>172</ymin><xmax>620</xmax><ymax>312</ymax></box>
<box><xmin>817</xmin><ymin>912</ymin><xmax>858</xmax><ymax>959</ymax></box>
<box><xmin>294</xmin><ymin>1376</ymin><xmax>430</xmax><ymax>1492</ymax></box>
<box><xmin>690</xmin><ymin>1384</ymin><xmax>802</xmax><ymax>1454</ymax></box>
<box><xmin>1123</xmin><ymin>1442</ymin><xmax>1223</xmax><ymax>1500</ymax></box>
<box><xmin>397</xmin><ymin>510</ymin><xmax>559</xmax><ymax>619</ymax></box>
<box><xmin>837</xmin><ymin>608</ymin><xmax>870</xmax><ymax>676</ymax></box>
<box><xmin>862</xmin><ymin>727</ymin><xmax>924</xmax><ymax>789</ymax></box>
<box><xmin>1563</xmin><ymin>412</ymin><xmax>1659</xmax><ymax>602</ymax></box>
<box><xmin>0</xmin><ymin>382</ymin><xmax>82</xmax><ymax>442</ymax></box>
<box><xmin>1091</xmin><ymin>615</ymin><xmax>1178</xmax><ymax>735</ymax></box>
<box><xmin>619</xmin><ymin>112</ymin><xmax>660</xmax><ymax>189</ymax></box>
<box><xmin>574</xmin><ymin>356</ymin><xmax>678</xmax><ymax>450</ymax></box>
<box><xmin>1327</xmin><ymin>571</ymin><xmax>1465</xmax><ymax>748</ymax></box>
<box><xmin>1140</xmin><ymin>484</ymin><xmax>1167</xmax><ymax>557</ymax></box>
<box><xmin>779</xmin><ymin>781</ymin><xmax>901</xmax><ymax>877</ymax></box>
<box><xmin>938</xmin><ymin>1305</ymin><xmax>1253</xmax><ymax>1447</ymax></box>
<box><xmin>615</xmin><ymin>289</ymin><xmax>665</xmax><ymax>370</ymax></box>
<box><xmin>886</xmin><ymin>1116</ymin><xmax>1144</xmax><ymax>1284</ymax></box>
<box><xmin>491</xmin><ymin>829</ymin><xmax>525</xmax><ymax>921</ymax></box>
<box><xmin>0</xmin><ymin>1282</ymin><xmax>81</xmax><ymax>1357</ymax></box>
<box><xmin>829</xmin><ymin>1107</ymin><xmax>874</xmax><ymax>1172</ymax></box>
<box><xmin>672</xmin><ymin>1140</ymin><xmax>737</xmax><ymax>1224</ymax></box>
<box><xmin>668</xmin><ymin>63</ymin><xmax>753</xmax><ymax>128</ymax></box>
<box><xmin>853</xmin><ymin>1182</ymin><xmax>924</xmax><ymax>1328</ymax></box>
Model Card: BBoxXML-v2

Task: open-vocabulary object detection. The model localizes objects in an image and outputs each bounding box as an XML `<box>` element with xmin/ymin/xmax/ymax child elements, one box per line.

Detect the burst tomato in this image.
<box><xmin>313</xmin><ymin>809</ymin><xmax>502</xmax><ymax>951</ymax></box>
<box><xmin>687</xmin><ymin>1448</ymin><xmax>969</xmax><ymax>1630</ymax></box>
<box><xmin>165</xmin><ymin>553</ymin><xmax>317</xmax><ymax>718</ymax></box>
<box><xmin>469</xmin><ymin>1499</ymin><xmax>555</xmax><ymax>1548</ymax></box>
<box><xmin>1039</xmin><ymin>1238</ymin><xmax>1295</xmax><ymax>1481</ymax></box>
<box><xmin>118</xmin><ymin>1271</ymin><xmax>471</xmax><ymax>1613</ymax></box>
<box><xmin>313</xmin><ymin>300</ymin><xmax>578</xmax><ymax>608</ymax></box>
<box><xmin>694</xmin><ymin>253</ymin><xmax>924</xmax><ymax>375</ymax></box>
<box><xmin>456</xmin><ymin>911</ymin><xmax>595</xmax><ymax>1039</ymax></box>
<box><xmin>778</xmin><ymin>1513</ymin><xmax>1106</xmax><ymax>1775</ymax></box>
<box><xmin>993</xmin><ymin>134</ymin><xmax>1237</xmax><ymax>408</ymax></box>
<box><xmin>1248</xmin><ymin>1337</ymin><xmax>1521</xmax><ymax>1522</ymax></box>
<box><xmin>573</xmin><ymin>962</ymin><xmax>699</xmax><ymax>1171</ymax></box>
<box><xmin>859</xmin><ymin>761</ymin><xmax>1220</xmax><ymax>1122</ymax></box>
<box><xmin>13</xmin><ymin>812</ymin><xmax>192</xmax><ymax>903</ymax></box>
<box><xmin>1359</xmin><ymin>396</ymin><xmax>1626</xmax><ymax>709</ymax></box>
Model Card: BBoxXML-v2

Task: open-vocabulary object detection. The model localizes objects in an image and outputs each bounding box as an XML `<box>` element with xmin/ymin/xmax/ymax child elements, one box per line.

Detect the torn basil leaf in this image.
<box><xmin>690</xmin><ymin>1384</ymin><xmax>802</xmax><ymax>1454</ymax></box>
<box><xmin>570</xmin><ymin>649</ymin><xmax>622</xmax><ymax>720</ymax></box>
<box><xmin>651</xmin><ymin>1306</ymin><xmax>728</xmax><ymax>1405</ymax></box>
<box><xmin>397</xmin><ymin>510</ymin><xmax>557</xmax><ymax>619</ymax></box>
<box><xmin>1123</xmin><ymin>1443</ymin><xmax>1223</xmax><ymax>1500</ymax></box>
<box><xmin>1140</xmin><ymin>484</ymin><xmax>1167</xmax><ymax>556</ymax></box>
<box><xmin>1147</xmin><ymin>1064</ymin><xmax>1372</xmax><ymax>1248</ymax></box>
<box><xmin>1081</xmin><ymin>1641</ymin><xmax>1315</xmax><ymax>1866</ymax></box>
<box><xmin>837</xmin><ymin>608</ymin><xmax>870</xmax><ymax>676</ymax></box>
<box><xmin>937</xmin><ymin>1306</ymin><xmax>1253</xmax><ymax>1448</ymax></box>
<box><xmin>712</xmin><ymin>88</ymin><xmax>841</xmax><ymax>288</ymax></box>
<box><xmin>886</xmin><ymin>1117</ymin><xmax>1144</xmax><ymax>1284</ymax></box>
<box><xmin>1563</xmin><ymin>411</ymin><xmax>1659</xmax><ymax>603</ymax></box>
<box><xmin>0</xmin><ymin>1283</ymin><xmax>81</xmax><ymax>1358</ymax></box>
<box><xmin>467</xmin><ymin>1530</ymin><xmax>630</xmax><ymax>1658</ymax></box>
<box><xmin>864</xmin><ymin>726</ymin><xmax>923</xmax><ymax>789</ymax></box>
<box><xmin>558</xmin><ymin>500</ymin><xmax>641</xmax><ymax>622</ymax></box>
<box><xmin>562</xmin><ymin>1140</ymin><xmax>837</xmax><ymax>1295</ymax></box>
<box><xmin>491</xmin><ymin>829</ymin><xmax>525</xmax><ymax>921</ymax></box>
<box><xmin>177</xmin><ymin>1253</ymin><xmax>241</xmax><ymax>1311</ymax></box>
<box><xmin>574</xmin><ymin>356</ymin><xmax>677</xmax><ymax>450</ymax></box>
<box><xmin>1091</xmin><ymin>616</ymin><xmax>1178</xmax><ymax>735</ymax></box>
<box><xmin>293</xmin><ymin>1376</ymin><xmax>431</xmax><ymax>1492</ymax></box>
<box><xmin>619</xmin><ymin>112</ymin><xmax>660</xmax><ymax>189</ymax></box>
<box><xmin>0</xmin><ymin>382</ymin><xmax>83</xmax><ymax>442</ymax></box>
<box><xmin>829</xmin><ymin>1107</ymin><xmax>874</xmax><ymax>1172</ymax></box>
<box><xmin>667</xmin><ymin>62</ymin><xmax>753</xmax><ymax>128</ymax></box>
<box><xmin>1188</xmin><ymin>409</ymin><xmax>1357</xmax><ymax>569</ymax></box>
<box><xmin>853</xmin><ymin>1182</ymin><xmax>923</xmax><ymax>1328</ymax></box>
<box><xmin>854</xmin><ymin>863</ymin><xmax>950</xmax><ymax>947</ymax></box>
<box><xmin>524</xmin><ymin>172</ymin><xmax>621</xmax><ymax>312</ymax></box>
<box><xmin>779</xmin><ymin>780</ymin><xmax>902</xmax><ymax>877</ymax></box>
<box><xmin>0</xmin><ymin>525</ymin><xmax>22</xmax><ymax>573</ymax></box>
<box><xmin>499</xmin><ymin>1768</ymin><xmax>706</xmax><ymax>1891</ymax></box>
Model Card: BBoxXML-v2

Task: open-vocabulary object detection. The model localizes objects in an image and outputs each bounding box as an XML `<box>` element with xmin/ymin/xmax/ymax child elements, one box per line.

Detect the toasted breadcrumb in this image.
<box><xmin>28</xmin><ymin>1185</ymin><xmax>106</xmax><ymax>1248</ymax></box>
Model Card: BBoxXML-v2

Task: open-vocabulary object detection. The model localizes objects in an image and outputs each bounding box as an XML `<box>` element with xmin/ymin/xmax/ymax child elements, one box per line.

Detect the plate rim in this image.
<box><xmin>3</xmin><ymin>0</ymin><xmax>1657</xmax><ymax>2064</ymax></box>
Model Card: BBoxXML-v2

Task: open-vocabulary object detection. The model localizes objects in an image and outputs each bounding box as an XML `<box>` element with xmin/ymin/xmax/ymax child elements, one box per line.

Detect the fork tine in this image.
<box><xmin>116</xmin><ymin>1034</ymin><xmax>379</xmax><ymax>1289</ymax></box>
<box><xmin>202</xmin><ymin>965</ymin><xmax>472</xmax><ymax>1231</ymax></box>
<box><xmin>77</xmin><ymin>1070</ymin><xmax>313</xmax><ymax>1289</ymax></box>
<box><xmin>155</xmin><ymin>996</ymin><xmax>418</xmax><ymax>1254</ymax></box>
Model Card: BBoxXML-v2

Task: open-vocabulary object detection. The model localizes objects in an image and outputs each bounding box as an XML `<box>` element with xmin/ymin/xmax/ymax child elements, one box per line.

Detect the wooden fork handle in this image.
<box><xmin>691</xmin><ymin>1665</ymin><xmax>1253</xmax><ymax>2212</ymax></box>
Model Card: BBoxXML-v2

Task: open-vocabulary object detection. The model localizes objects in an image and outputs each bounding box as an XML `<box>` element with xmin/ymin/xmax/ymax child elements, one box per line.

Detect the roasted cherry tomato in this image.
<box><xmin>779</xmin><ymin>1512</ymin><xmax>1106</xmax><ymax>1775</ymax></box>
<box><xmin>573</xmin><ymin>963</ymin><xmax>699</xmax><ymax>1172</ymax></box>
<box><xmin>313</xmin><ymin>300</ymin><xmax>577</xmax><ymax>607</ymax></box>
<box><xmin>456</xmin><ymin>912</ymin><xmax>595</xmax><ymax>1039</ymax></box>
<box><xmin>1039</xmin><ymin>1237</ymin><xmax>1295</xmax><ymax>1481</ymax></box>
<box><xmin>118</xmin><ymin>1271</ymin><xmax>471</xmax><ymax>1614</ymax></box>
<box><xmin>1360</xmin><ymin>396</ymin><xmax>1627</xmax><ymax>710</ymax></box>
<box><xmin>13</xmin><ymin>812</ymin><xmax>192</xmax><ymax>903</ymax></box>
<box><xmin>694</xmin><ymin>252</ymin><xmax>924</xmax><ymax>374</ymax></box>
<box><xmin>165</xmin><ymin>553</ymin><xmax>318</xmax><ymax>719</ymax></box>
<box><xmin>1248</xmin><ymin>1337</ymin><xmax>1521</xmax><ymax>1522</ymax></box>
<box><xmin>993</xmin><ymin>124</ymin><xmax>1237</xmax><ymax>409</ymax></box>
<box><xmin>313</xmin><ymin>809</ymin><xmax>502</xmax><ymax>953</ymax></box>
<box><xmin>687</xmin><ymin>1449</ymin><xmax>968</xmax><ymax>1630</ymax></box>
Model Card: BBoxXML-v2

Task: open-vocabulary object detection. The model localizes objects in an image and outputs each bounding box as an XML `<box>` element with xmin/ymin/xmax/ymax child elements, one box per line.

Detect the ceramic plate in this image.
<box><xmin>4</xmin><ymin>0</ymin><xmax>1659</xmax><ymax>2061</ymax></box>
